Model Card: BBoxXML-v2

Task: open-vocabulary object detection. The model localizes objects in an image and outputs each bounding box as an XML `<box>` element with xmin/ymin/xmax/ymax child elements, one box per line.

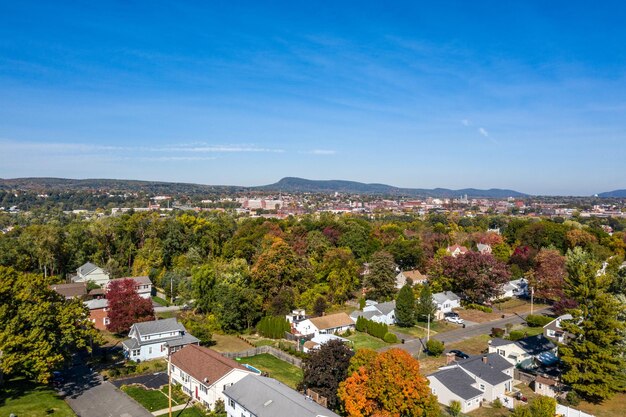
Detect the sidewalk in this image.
<box><xmin>152</xmin><ymin>403</ymin><xmax>187</xmax><ymax>416</ymax></box>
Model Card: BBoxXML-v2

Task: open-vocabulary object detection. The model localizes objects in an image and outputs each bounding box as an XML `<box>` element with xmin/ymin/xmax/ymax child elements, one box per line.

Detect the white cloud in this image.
<box><xmin>308</xmin><ymin>149</ymin><xmax>336</xmax><ymax>155</ymax></box>
<box><xmin>478</xmin><ymin>127</ymin><xmax>489</xmax><ymax>137</ymax></box>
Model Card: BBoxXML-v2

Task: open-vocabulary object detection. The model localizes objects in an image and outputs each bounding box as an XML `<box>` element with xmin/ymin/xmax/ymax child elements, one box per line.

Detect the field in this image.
<box><xmin>121</xmin><ymin>384</ymin><xmax>171</xmax><ymax>411</ymax></box>
<box><xmin>237</xmin><ymin>353</ymin><xmax>303</xmax><ymax>388</ymax></box>
<box><xmin>211</xmin><ymin>334</ymin><xmax>253</xmax><ymax>352</ymax></box>
<box><xmin>577</xmin><ymin>393</ymin><xmax>626</xmax><ymax>417</ymax></box>
<box><xmin>346</xmin><ymin>332</ymin><xmax>389</xmax><ymax>351</ymax></box>
<box><xmin>0</xmin><ymin>378</ymin><xmax>76</xmax><ymax>417</ymax></box>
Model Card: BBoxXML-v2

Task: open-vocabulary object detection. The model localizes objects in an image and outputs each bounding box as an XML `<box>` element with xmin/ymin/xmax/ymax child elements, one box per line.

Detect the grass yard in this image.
<box><xmin>152</xmin><ymin>295</ymin><xmax>170</xmax><ymax>306</ymax></box>
<box><xmin>346</xmin><ymin>332</ymin><xmax>389</xmax><ymax>351</ymax></box>
<box><xmin>457</xmin><ymin>308</ymin><xmax>504</xmax><ymax>323</ymax></box>
<box><xmin>156</xmin><ymin>310</ymin><xmax>180</xmax><ymax>320</ymax></box>
<box><xmin>390</xmin><ymin>325</ymin><xmax>427</xmax><ymax>339</ymax></box>
<box><xmin>211</xmin><ymin>334</ymin><xmax>253</xmax><ymax>353</ymax></box>
<box><xmin>121</xmin><ymin>384</ymin><xmax>171</xmax><ymax>411</ymax></box>
<box><xmin>238</xmin><ymin>353</ymin><xmax>303</xmax><ymax>389</ymax></box>
<box><xmin>508</xmin><ymin>324</ymin><xmax>544</xmax><ymax>338</ymax></box>
<box><xmin>447</xmin><ymin>334</ymin><xmax>492</xmax><ymax>355</ymax></box>
<box><xmin>577</xmin><ymin>393</ymin><xmax>626</xmax><ymax>417</ymax></box>
<box><xmin>0</xmin><ymin>378</ymin><xmax>76</xmax><ymax>417</ymax></box>
<box><xmin>175</xmin><ymin>405</ymin><xmax>211</xmax><ymax>417</ymax></box>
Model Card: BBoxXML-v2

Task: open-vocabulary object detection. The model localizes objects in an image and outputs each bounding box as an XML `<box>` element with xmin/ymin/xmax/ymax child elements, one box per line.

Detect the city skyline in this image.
<box><xmin>1</xmin><ymin>2</ymin><xmax>626</xmax><ymax>195</ymax></box>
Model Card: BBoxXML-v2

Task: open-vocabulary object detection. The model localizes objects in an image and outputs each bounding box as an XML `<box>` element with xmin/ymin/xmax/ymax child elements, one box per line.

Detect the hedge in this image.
<box><xmin>355</xmin><ymin>316</ymin><xmax>390</xmax><ymax>341</ymax></box>
<box><xmin>464</xmin><ymin>302</ymin><xmax>493</xmax><ymax>313</ymax></box>
<box><xmin>525</xmin><ymin>314</ymin><xmax>554</xmax><ymax>327</ymax></box>
<box><xmin>257</xmin><ymin>316</ymin><xmax>291</xmax><ymax>339</ymax></box>
<box><xmin>508</xmin><ymin>330</ymin><xmax>526</xmax><ymax>341</ymax></box>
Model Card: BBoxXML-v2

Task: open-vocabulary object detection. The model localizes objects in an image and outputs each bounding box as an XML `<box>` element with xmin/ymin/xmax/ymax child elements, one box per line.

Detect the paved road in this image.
<box><xmin>389</xmin><ymin>307</ymin><xmax>551</xmax><ymax>355</ymax></box>
<box><xmin>60</xmin><ymin>362</ymin><xmax>153</xmax><ymax>417</ymax></box>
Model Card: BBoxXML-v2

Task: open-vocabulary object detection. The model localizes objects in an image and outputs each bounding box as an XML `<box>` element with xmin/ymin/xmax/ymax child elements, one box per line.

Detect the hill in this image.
<box><xmin>256</xmin><ymin>177</ymin><xmax>528</xmax><ymax>198</ymax></box>
<box><xmin>597</xmin><ymin>189</ymin><xmax>626</xmax><ymax>198</ymax></box>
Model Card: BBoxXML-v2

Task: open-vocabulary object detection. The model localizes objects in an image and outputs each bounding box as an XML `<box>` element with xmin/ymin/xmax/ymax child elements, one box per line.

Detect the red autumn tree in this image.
<box><xmin>338</xmin><ymin>348</ymin><xmax>439</xmax><ymax>417</ymax></box>
<box><xmin>443</xmin><ymin>252</ymin><xmax>511</xmax><ymax>303</ymax></box>
<box><xmin>106</xmin><ymin>278</ymin><xmax>154</xmax><ymax>334</ymax></box>
<box><xmin>529</xmin><ymin>248</ymin><xmax>566</xmax><ymax>301</ymax></box>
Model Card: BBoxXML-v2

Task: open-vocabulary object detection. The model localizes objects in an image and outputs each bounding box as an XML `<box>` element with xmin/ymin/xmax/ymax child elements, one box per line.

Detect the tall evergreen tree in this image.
<box><xmin>364</xmin><ymin>251</ymin><xmax>396</xmax><ymax>300</ymax></box>
<box><xmin>560</xmin><ymin>248</ymin><xmax>626</xmax><ymax>402</ymax></box>
<box><xmin>415</xmin><ymin>284</ymin><xmax>437</xmax><ymax>322</ymax></box>
<box><xmin>395</xmin><ymin>283</ymin><xmax>416</xmax><ymax>327</ymax></box>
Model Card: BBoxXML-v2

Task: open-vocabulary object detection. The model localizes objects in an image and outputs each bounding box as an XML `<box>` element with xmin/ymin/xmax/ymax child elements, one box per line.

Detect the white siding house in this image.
<box><xmin>122</xmin><ymin>318</ymin><xmax>200</xmax><ymax>362</ymax></box>
<box><xmin>72</xmin><ymin>262</ymin><xmax>110</xmax><ymax>286</ymax></box>
<box><xmin>350</xmin><ymin>301</ymin><xmax>396</xmax><ymax>325</ymax></box>
<box><xmin>294</xmin><ymin>312</ymin><xmax>355</xmax><ymax>337</ymax></box>
<box><xmin>432</xmin><ymin>291</ymin><xmax>461</xmax><ymax>319</ymax></box>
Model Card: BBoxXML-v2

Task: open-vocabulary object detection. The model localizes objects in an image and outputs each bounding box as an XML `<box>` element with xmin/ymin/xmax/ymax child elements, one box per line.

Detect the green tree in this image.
<box><xmin>415</xmin><ymin>284</ymin><xmax>437</xmax><ymax>322</ymax></box>
<box><xmin>395</xmin><ymin>284</ymin><xmax>416</xmax><ymax>327</ymax></box>
<box><xmin>560</xmin><ymin>248</ymin><xmax>626</xmax><ymax>402</ymax></box>
<box><xmin>512</xmin><ymin>396</ymin><xmax>556</xmax><ymax>417</ymax></box>
<box><xmin>364</xmin><ymin>251</ymin><xmax>396</xmax><ymax>300</ymax></box>
<box><xmin>0</xmin><ymin>267</ymin><xmax>101</xmax><ymax>383</ymax></box>
<box><xmin>448</xmin><ymin>400</ymin><xmax>462</xmax><ymax>417</ymax></box>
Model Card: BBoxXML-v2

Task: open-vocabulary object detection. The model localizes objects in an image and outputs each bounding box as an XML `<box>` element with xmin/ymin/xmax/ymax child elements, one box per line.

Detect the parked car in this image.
<box><xmin>445</xmin><ymin>316</ymin><xmax>465</xmax><ymax>324</ymax></box>
<box><xmin>444</xmin><ymin>311</ymin><xmax>459</xmax><ymax>318</ymax></box>
<box><xmin>449</xmin><ymin>349</ymin><xmax>470</xmax><ymax>359</ymax></box>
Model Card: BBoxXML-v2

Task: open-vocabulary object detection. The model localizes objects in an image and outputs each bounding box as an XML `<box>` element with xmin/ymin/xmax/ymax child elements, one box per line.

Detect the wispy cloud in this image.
<box><xmin>478</xmin><ymin>127</ymin><xmax>489</xmax><ymax>137</ymax></box>
<box><xmin>161</xmin><ymin>145</ymin><xmax>284</xmax><ymax>153</ymax></box>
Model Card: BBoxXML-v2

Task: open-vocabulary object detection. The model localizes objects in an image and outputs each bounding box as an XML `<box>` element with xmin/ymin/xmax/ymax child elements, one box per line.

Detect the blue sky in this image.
<box><xmin>1</xmin><ymin>1</ymin><xmax>625</xmax><ymax>195</ymax></box>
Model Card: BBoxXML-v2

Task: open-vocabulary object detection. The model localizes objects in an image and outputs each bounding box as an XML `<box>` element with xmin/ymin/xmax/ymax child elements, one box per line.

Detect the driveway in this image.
<box><xmin>111</xmin><ymin>372</ymin><xmax>168</xmax><ymax>390</ymax></box>
<box><xmin>60</xmin><ymin>362</ymin><xmax>153</xmax><ymax>417</ymax></box>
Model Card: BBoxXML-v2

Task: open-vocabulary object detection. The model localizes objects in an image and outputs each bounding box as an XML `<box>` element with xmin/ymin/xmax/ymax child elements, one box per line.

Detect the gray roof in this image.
<box><xmin>432</xmin><ymin>291</ymin><xmax>461</xmax><ymax>304</ymax></box>
<box><xmin>114</xmin><ymin>276</ymin><xmax>152</xmax><ymax>285</ymax></box>
<box><xmin>166</xmin><ymin>333</ymin><xmax>200</xmax><ymax>348</ymax></box>
<box><xmin>350</xmin><ymin>310</ymin><xmax>378</xmax><ymax>321</ymax></box>
<box><xmin>374</xmin><ymin>300</ymin><xmax>396</xmax><ymax>316</ymax></box>
<box><xmin>84</xmin><ymin>298</ymin><xmax>108</xmax><ymax>309</ymax></box>
<box><xmin>429</xmin><ymin>367</ymin><xmax>483</xmax><ymax>400</ymax></box>
<box><xmin>490</xmin><ymin>335</ymin><xmax>556</xmax><ymax>356</ymax></box>
<box><xmin>224</xmin><ymin>375</ymin><xmax>340</xmax><ymax>417</ymax></box>
<box><xmin>78</xmin><ymin>262</ymin><xmax>99</xmax><ymax>275</ymax></box>
<box><xmin>457</xmin><ymin>353</ymin><xmax>513</xmax><ymax>386</ymax></box>
<box><xmin>122</xmin><ymin>338</ymin><xmax>140</xmax><ymax>350</ymax></box>
<box><xmin>132</xmin><ymin>318</ymin><xmax>186</xmax><ymax>336</ymax></box>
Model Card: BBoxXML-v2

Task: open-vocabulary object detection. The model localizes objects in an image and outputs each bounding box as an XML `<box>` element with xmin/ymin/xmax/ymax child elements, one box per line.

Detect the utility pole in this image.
<box><xmin>170</xmin><ymin>276</ymin><xmax>174</xmax><ymax>304</ymax></box>
<box><xmin>168</xmin><ymin>346</ymin><xmax>172</xmax><ymax>417</ymax></box>
<box><xmin>427</xmin><ymin>314</ymin><xmax>431</xmax><ymax>342</ymax></box>
<box><xmin>530</xmin><ymin>286</ymin><xmax>534</xmax><ymax>315</ymax></box>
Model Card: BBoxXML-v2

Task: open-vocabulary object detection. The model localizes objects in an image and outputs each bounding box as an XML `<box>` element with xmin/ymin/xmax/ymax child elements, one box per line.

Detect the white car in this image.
<box><xmin>445</xmin><ymin>316</ymin><xmax>465</xmax><ymax>325</ymax></box>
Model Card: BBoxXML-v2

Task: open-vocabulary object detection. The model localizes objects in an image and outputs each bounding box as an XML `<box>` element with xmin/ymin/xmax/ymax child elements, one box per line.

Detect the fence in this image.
<box><xmin>556</xmin><ymin>405</ymin><xmax>595</xmax><ymax>417</ymax></box>
<box><xmin>221</xmin><ymin>345</ymin><xmax>303</xmax><ymax>368</ymax></box>
<box><xmin>514</xmin><ymin>368</ymin><xmax>536</xmax><ymax>384</ymax></box>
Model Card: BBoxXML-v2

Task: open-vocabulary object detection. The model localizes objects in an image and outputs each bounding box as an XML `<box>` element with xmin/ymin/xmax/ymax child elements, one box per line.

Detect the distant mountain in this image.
<box><xmin>257</xmin><ymin>177</ymin><xmax>528</xmax><ymax>198</ymax></box>
<box><xmin>597</xmin><ymin>189</ymin><xmax>626</xmax><ymax>198</ymax></box>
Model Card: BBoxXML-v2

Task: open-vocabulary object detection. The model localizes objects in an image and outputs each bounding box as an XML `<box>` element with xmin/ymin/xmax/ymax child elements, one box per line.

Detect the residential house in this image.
<box><xmin>294</xmin><ymin>312</ymin><xmax>355</xmax><ymax>337</ymax></box>
<box><xmin>543</xmin><ymin>314</ymin><xmax>574</xmax><ymax>344</ymax></box>
<box><xmin>395</xmin><ymin>269</ymin><xmax>428</xmax><ymax>289</ymax></box>
<box><xmin>428</xmin><ymin>353</ymin><xmax>514</xmax><ymax>413</ymax></box>
<box><xmin>532</xmin><ymin>375</ymin><xmax>559</xmax><ymax>398</ymax></box>
<box><xmin>170</xmin><ymin>344</ymin><xmax>254</xmax><ymax>410</ymax></box>
<box><xmin>477</xmin><ymin>243</ymin><xmax>492</xmax><ymax>255</ymax></box>
<box><xmin>223</xmin><ymin>375</ymin><xmax>341</xmax><ymax>417</ymax></box>
<box><xmin>350</xmin><ymin>300</ymin><xmax>396</xmax><ymax>325</ymax></box>
<box><xmin>85</xmin><ymin>298</ymin><xmax>109</xmax><ymax>330</ymax></box>
<box><xmin>50</xmin><ymin>282</ymin><xmax>88</xmax><ymax>300</ymax></box>
<box><xmin>302</xmin><ymin>334</ymin><xmax>350</xmax><ymax>354</ymax></box>
<box><xmin>432</xmin><ymin>291</ymin><xmax>461</xmax><ymax>319</ymax></box>
<box><xmin>108</xmin><ymin>276</ymin><xmax>153</xmax><ymax>299</ymax></box>
<box><xmin>509</xmin><ymin>278</ymin><xmax>528</xmax><ymax>297</ymax></box>
<box><xmin>488</xmin><ymin>334</ymin><xmax>557</xmax><ymax>369</ymax></box>
<box><xmin>71</xmin><ymin>262</ymin><xmax>110</xmax><ymax>286</ymax></box>
<box><xmin>122</xmin><ymin>318</ymin><xmax>200</xmax><ymax>362</ymax></box>
<box><xmin>446</xmin><ymin>244</ymin><xmax>469</xmax><ymax>258</ymax></box>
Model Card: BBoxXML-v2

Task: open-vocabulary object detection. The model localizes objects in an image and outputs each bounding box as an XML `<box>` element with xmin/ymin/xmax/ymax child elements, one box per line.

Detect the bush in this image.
<box><xmin>565</xmin><ymin>391</ymin><xmax>580</xmax><ymax>406</ymax></box>
<box><xmin>356</xmin><ymin>316</ymin><xmax>389</xmax><ymax>341</ymax></box>
<box><xmin>359</xmin><ymin>297</ymin><xmax>366</xmax><ymax>310</ymax></box>
<box><xmin>342</xmin><ymin>328</ymin><xmax>353</xmax><ymax>337</ymax></box>
<box><xmin>525</xmin><ymin>314</ymin><xmax>553</xmax><ymax>327</ymax></box>
<box><xmin>257</xmin><ymin>316</ymin><xmax>291</xmax><ymax>339</ymax></box>
<box><xmin>492</xmin><ymin>398</ymin><xmax>503</xmax><ymax>408</ymax></box>
<box><xmin>465</xmin><ymin>302</ymin><xmax>493</xmax><ymax>313</ymax></box>
<box><xmin>426</xmin><ymin>339</ymin><xmax>445</xmax><ymax>357</ymax></box>
<box><xmin>449</xmin><ymin>400</ymin><xmax>462</xmax><ymax>417</ymax></box>
<box><xmin>508</xmin><ymin>330</ymin><xmax>526</xmax><ymax>341</ymax></box>
<box><xmin>383</xmin><ymin>332</ymin><xmax>398</xmax><ymax>343</ymax></box>
<box><xmin>491</xmin><ymin>327</ymin><xmax>505</xmax><ymax>338</ymax></box>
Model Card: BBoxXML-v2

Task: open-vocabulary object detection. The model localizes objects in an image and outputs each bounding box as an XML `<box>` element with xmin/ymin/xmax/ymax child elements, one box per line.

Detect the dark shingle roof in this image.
<box><xmin>133</xmin><ymin>318</ymin><xmax>186</xmax><ymax>336</ymax></box>
<box><xmin>457</xmin><ymin>353</ymin><xmax>513</xmax><ymax>386</ymax></box>
<box><xmin>429</xmin><ymin>367</ymin><xmax>483</xmax><ymax>400</ymax></box>
<box><xmin>78</xmin><ymin>262</ymin><xmax>99</xmax><ymax>275</ymax></box>
<box><xmin>490</xmin><ymin>335</ymin><xmax>556</xmax><ymax>355</ymax></box>
<box><xmin>224</xmin><ymin>375</ymin><xmax>340</xmax><ymax>417</ymax></box>
<box><xmin>374</xmin><ymin>301</ymin><xmax>396</xmax><ymax>316</ymax></box>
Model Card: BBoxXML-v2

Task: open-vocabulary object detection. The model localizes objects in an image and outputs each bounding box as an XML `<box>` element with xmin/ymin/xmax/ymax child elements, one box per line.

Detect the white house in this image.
<box><xmin>489</xmin><ymin>334</ymin><xmax>557</xmax><ymax>369</ymax></box>
<box><xmin>170</xmin><ymin>344</ymin><xmax>254</xmax><ymax>410</ymax></box>
<box><xmin>432</xmin><ymin>291</ymin><xmax>461</xmax><ymax>319</ymax></box>
<box><xmin>108</xmin><ymin>276</ymin><xmax>152</xmax><ymax>299</ymax></box>
<box><xmin>122</xmin><ymin>318</ymin><xmax>200</xmax><ymax>362</ymax></box>
<box><xmin>350</xmin><ymin>300</ymin><xmax>396</xmax><ymax>325</ymax></box>
<box><xmin>223</xmin><ymin>375</ymin><xmax>341</xmax><ymax>417</ymax></box>
<box><xmin>428</xmin><ymin>353</ymin><xmax>514</xmax><ymax>413</ymax></box>
<box><xmin>302</xmin><ymin>334</ymin><xmax>350</xmax><ymax>353</ymax></box>
<box><xmin>543</xmin><ymin>314</ymin><xmax>574</xmax><ymax>344</ymax></box>
<box><xmin>477</xmin><ymin>243</ymin><xmax>492</xmax><ymax>255</ymax></box>
<box><xmin>294</xmin><ymin>312</ymin><xmax>355</xmax><ymax>337</ymax></box>
<box><xmin>446</xmin><ymin>244</ymin><xmax>469</xmax><ymax>258</ymax></box>
<box><xmin>71</xmin><ymin>262</ymin><xmax>110</xmax><ymax>286</ymax></box>
<box><xmin>395</xmin><ymin>269</ymin><xmax>428</xmax><ymax>289</ymax></box>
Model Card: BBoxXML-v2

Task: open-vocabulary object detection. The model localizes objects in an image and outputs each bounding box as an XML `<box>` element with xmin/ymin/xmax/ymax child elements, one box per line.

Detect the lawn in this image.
<box><xmin>577</xmin><ymin>393</ymin><xmax>626</xmax><ymax>417</ymax></box>
<box><xmin>346</xmin><ymin>332</ymin><xmax>389</xmax><ymax>351</ymax></box>
<box><xmin>446</xmin><ymin>334</ymin><xmax>492</xmax><ymax>355</ymax></box>
<box><xmin>390</xmin><ymin>325</ymin><xmax>427</xmax><ymax>339</ymax></box>
<box><xmin>121</xmin><ymin>384</ymin><xmax>171</xmax><ymax>411</ymax></box>
<box><xmin>152</xmin><ymin>295</ymin><xmax>170</xmax><ymax>306</ymax></box>
<box><xmin>175</xmin><ymin>405</ymin><xmax>211</xmax><ymax>417</ymax></box>
<box><xmin>211</xmin><ymin>334</ymin><xmax>253</xmax><ymax>353</ymax></box>
<box><xmin>0</xmin><ymin>378</ymin><xmax>76</xmax><ymax>417</ymax></box>
<box><xmin>238</xmin><ymin>353</ymin><xmax>303</xmax><ymax>389</ymax></box>
<box><xmin>156</xmin><ymin>310</ymin><xmax>180</xmax><ymax>319</ymax></box>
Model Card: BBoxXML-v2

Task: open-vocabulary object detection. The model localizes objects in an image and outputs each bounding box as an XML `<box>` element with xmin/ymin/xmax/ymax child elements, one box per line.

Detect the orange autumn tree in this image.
<box><xmin>338</xmin><ymin>348</ymin><xmax>439</xmax><ymax>417</ymax></box>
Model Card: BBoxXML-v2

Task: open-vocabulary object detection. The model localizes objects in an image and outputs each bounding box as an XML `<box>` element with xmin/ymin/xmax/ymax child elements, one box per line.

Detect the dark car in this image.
<box><xmin>449</xmin><ymin>349</ymin><xmax>470</xmax><ymax>359</ymax></box>
<box><xmin>444</xmin><ymin>312</ymin><xmax>459</xmax><ymax>318</ymax></box>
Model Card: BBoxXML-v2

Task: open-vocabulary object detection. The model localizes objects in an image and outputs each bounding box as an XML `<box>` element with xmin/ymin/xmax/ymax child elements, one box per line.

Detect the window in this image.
<box><xmin>172</xmin><ymin>365</ymin><xmax>177</xmax><ymax>373</ymax></box>
<box><xmin>497</xmin><ymin>349</ymin><xmax>505</xmax><ymax>356</ymax></box>
<box><xmin>228</xmin><ymin>398</ymin><xmax>235</xmax><ymax>408</ymax></box>
<box><xmin>104</xmin><ymin>317</ymin><xmax>110</xmax><ymax>325</ymax></box>
<box><xmin>148</xmin><ymin>347</ymin><xmax>152</xmax><ymax>354</ymax></box>
<box><xmin>200</xmin><ymin>385</ymin><xmax>208</xmax><ymax>394</ymax></box>
<box><xmin>479</xmin><ymin>383</ymin><xmax>485</xmax><ymax>391</ymax></box>
<box><xmin>547</xmin><ymin>329</ymin><xmax>555</xmax><ymax>337</ymax></box>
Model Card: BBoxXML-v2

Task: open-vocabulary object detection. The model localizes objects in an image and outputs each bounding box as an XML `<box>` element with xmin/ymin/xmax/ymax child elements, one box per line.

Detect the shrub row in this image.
<box><xmin>257</xmin><ymin>316</ymin><xmax>291</xmax><ymax>339</ymax></box>
<box><xmin>355</xmin><ymin>316</ymin><xmax>397</xmax><ymax>343</ymax></box>
<box><xmin>464</xmin><ymin>302</ymin><xmax>493</xmax><ymax>313</ymax></box>
<box><xmin>525</xmin><ymin>314</ymin><xmax>553</xmax><ymax>327</ymax></box>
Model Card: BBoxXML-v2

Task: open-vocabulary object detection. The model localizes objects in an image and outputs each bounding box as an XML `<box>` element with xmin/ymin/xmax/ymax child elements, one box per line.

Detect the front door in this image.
<box><xmin>195</xmin><ymin>386</ymin><xmax>199</xmax><ymax>399</ymax></box>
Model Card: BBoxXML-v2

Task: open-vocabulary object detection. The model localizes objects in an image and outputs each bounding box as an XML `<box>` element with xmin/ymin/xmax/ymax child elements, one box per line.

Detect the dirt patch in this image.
<box><xmin>457</xmin><ymin>309</ymin><xmax>506</xmax><ymax>323</ymax></box>
<box><xmin>211</xmin><ymin>334</ymin><xmax>254</xmax><ymax>353</ymax></box>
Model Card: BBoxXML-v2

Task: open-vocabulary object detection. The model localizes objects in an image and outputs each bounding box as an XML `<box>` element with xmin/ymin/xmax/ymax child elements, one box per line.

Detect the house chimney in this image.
<box><xmin>482</xmin><ymin>356</ymin><xmax>488</xmax><ymax>364</ymax></box>
<box><xmin>446</xmin><ymin>352</ymin><xmax>456</xmax><ymax>365</ymax></box>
